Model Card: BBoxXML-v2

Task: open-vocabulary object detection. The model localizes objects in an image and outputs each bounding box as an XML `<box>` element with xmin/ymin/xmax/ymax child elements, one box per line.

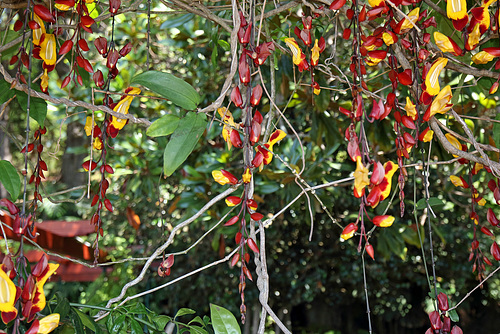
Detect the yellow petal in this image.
<box><xmin>434</xmin><ymin>32</ymin><xmax>454</xmax><ymax>53</ymax></box>
<box><xmin>40</xmin><ymin>34</ymin><xmax>57</xmax><ymax>66</ymax></box>
<box><xmin>400</xmin><ymin>8</ymin><xmax>420</xmax><ymax>32</ymax></box>
<box><xmin>38</xmin><ymin>313</ymin><xmax>60</xmax><ymax>334</ymax></box>
<box><xmin>242</xmin><ymin>168</ymin><xmax>252</xmax><ymax>183</ymax></box>
<box><xmin>212</xmin><ymin>170</ymin><xmax>229</xmax><ymax>185</ymax></box>
<box><xmin>429</xmin><ymin>85</ymin><xmax>453</xmax><ymax>117</ymax></box>
<box><xmin>472</xmin><ymin>51</ymin><xmax>496</xmax><ymax>64</ymax></box>
<box><xmin>447</xmin><ymin>0</ymin><xmax>468</xmax><ymax>20</ymax></box>
<box><xmin>353</xmin><ymin>156</ymin><xmax>370</xmax><ymax>194</ymax></box>
<box><xmin>445</xmin><ymin>133</ymin><xmax>462</xmax><ymax>157</ymax></box>
<box><xmin>425</xmin><ymin>58</ymin><xmax>448</xmax><ymax>96</ymax></box>
<box><xmin>84</xmin><ymin>116</ymin><xmax>94</xmax><ymax>136</ymax></box>
<box><xmin>32</xmin><ymin>14</ymin><xmax>46</xmax><ymax>46</ymax></box>
<box><xmin>111</xmin><ymin>87</ymin><xmax>141</xmax><ymax>130</ymax></box>
<box><xmin>405</xmin><ymin>97</ymin><xmax>416</xmax><ymax>118</ymax></box>
<box><xmin>284</xmin><ymin>38</ymin><xmax>304</xmax><ymax>65</ymax></box>
<box><xmin>0</xmin><ymin>268</ymin><xmax>17</xmax><ymax>314</ymax></box>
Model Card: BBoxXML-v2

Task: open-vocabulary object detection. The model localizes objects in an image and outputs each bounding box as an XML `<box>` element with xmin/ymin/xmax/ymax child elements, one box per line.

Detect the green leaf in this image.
<box><xmin>0</xmin><ymin>80</ymin><xmax>15</xmax><ymax>104</ymax></box>
<box><xmin>110</xmin><ymin>314</ymin><xmax>127</xmax><ymax>334</ymax></box>
<box><xmin>493</xmin><ymin>113</ymin><xmax>500</xmax><ymax>148</ymax></box>
<box><xmin>131</xmin><ymin>71</ymin><xmax>200</xmax><ymax>110</ymax></box>
<box><xmin>53</xmin><ymin>296</ymin><xmax>71</xmax><ymax>320</ymax></box>
<box><xmin>16</xmin><ymin>91</ymin><xmax>47</xmax><ymax>127</ymax></box>
<box><xmin>71</xmin><ymin>309</ymin><xmax>85</xmax><ymax>334</ymax></box>
<box><xmin>163</xmin><ymin>112</ymin><xmax>206</xmax><ymax>176</ymax></box>
<box><xmin>73</xmin><ymin>308</ymin><xmax>97</xmax><ymax>332</ymax></box>
<box><xmin>129</xmin><ymin>319</ymin><xmax>143</xmax><ymax>334</ymax></box>
<box><xmin>153</xmin><ymin>315</ymin><xmax>172</xmax><ymax>330</ymax></box>
<box><xmin>416</xmin><ymin>197</ymin><xmax>444</xmax><ymax>210</ymax></box>
<box><xmin>448</xmin><ymin>309</ymin><xmax>460</xmax><ymax>322</ymax></box>
<box><xmin>0</xmin><ymin>160</ymin><xmax>21</xmax><ymax>201</ymax></box>
<box><xmin>189</xmin><ymin>325</ymin><xmax>209</xmax><ymax>334</ymax></box>
<box><xmin>175</xmin><ymin>308</ymin><xmax>196</xmax><ymax>318</ymax></box>
<box><xmin>210</xmin><ymin>304</ymin><xmax>241</xmax><ymax>334</ymax></box>
<box><xmin>146</xmin><ymin>114</ymin><xmax>180</xmax><ymax>137</ymax></box>
<box><xmin>218</xmin><ymin>40</ymin><xmax>230</xmax><ymax>51</ymax></box>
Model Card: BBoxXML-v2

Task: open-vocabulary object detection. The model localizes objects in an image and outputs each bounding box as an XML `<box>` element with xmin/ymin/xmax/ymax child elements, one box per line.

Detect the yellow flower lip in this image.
<box><xmin>40</xmin><ymin>34</ymin><xmax>57</xmax><ymax>66</ymax></box>
<box><xmin>111</xmin><ymin>87</ymin><xmax>141</xmax><ymax>131</ymax></box>
<box><xmin>425</xmin><ymin>58</ymin><xmax>448</xmax><ymax>96</ymax></box>
<box><xmin>38</xmin><ymin>313</ymin><xmax>60</xmax><ymax>334</ymax></box>
<box><xmin>447</xmin><ymin>0</ymin><xmax>467</xmax><ymax>20</ymax></box>
<box><xmin>0</xmin><ymin>268</ymin><xmax>17</xmax><ymax>315</ymax></box>
<box><xmin>284</xmin><ymin>37</ymin><xmax>304</xmax><ymax>66</ymax></box>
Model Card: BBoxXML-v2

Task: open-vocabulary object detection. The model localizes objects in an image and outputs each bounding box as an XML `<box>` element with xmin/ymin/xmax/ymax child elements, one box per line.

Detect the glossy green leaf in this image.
<box><xmin>131</xmin><ymin>71</ymin><xmax>200</xmax><ymax>110</ymax></box>
<box><xmin>110</xmin><ymin>314</ymin><xmax>127</xmax><ymax>334</ymax></box>
<box><xmin>16</xmin><ymin>91</ymin><xmax>47</xmax><ymax>127</ymax></box>
<box><xmin>146</xmin><ymin>114</ymin><xmax>180</xmax><ymax>137</ymax></box>
<box><xmin>448</xmin><ymin>309</ymin><xmax>459</xmax><ymax>322</ymax></box>
<box><xmin>129</xmin><ymin>319</ymin><xmax>143</xmax><ymax>334</ymax></box>
<box><xmin>175</xmin><ymin>308</ymin><xmax>196</xmax><ymax>318</ymax></box>
<box><xmin>210</xmin><ymin>304</ymin><xmax>241</xmax><ymax>334</ymax></box>
<box><xmin>0</xmin><ymin>80</ymin><xmax>15</xmax><ymax>104</ymax></box>
<box><xmin>163</xmin><ymin>112</ymin><xmax>206</xmax><ymax>176</ymax></box>
<box><xmin>71</xmin><ymin>309</ymin><xmax>85</xmax><ymax>334</ymax></box>
<box><xmin>0</xmin><ymin>160</ymin><xmax>21</xmax><ymax>200</ymax></box>
<box><xmin>153</xmin><ymin>315</ymin><xmax>172</xmax><ymax>331</ymax></box>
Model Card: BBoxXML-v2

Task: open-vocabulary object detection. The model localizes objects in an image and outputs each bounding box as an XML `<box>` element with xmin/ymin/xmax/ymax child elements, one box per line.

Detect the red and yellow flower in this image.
<box><xmin>447</xmin><ymin>0</ymin><xmax>467</xmax><ymax>20</ymax></box>
<box><xmin>425</xmin><ymin>58</ymin><xmax>448</xmax><ymax>96</ymax></box>
<box><xmin>397</xmin><ymin>8</ymin><xmax>420</xmax><ymax>34</ymax></box>
<box><xmin>212</xmin><ymin>169</ymin><xmax>238</xmax><ymax>186</ymax></box>
<box><xmin>433</xmin><ymin>32</ymin><xmax>462</xmax><ymax>56</ymax></box>
<box><xmin>340</xmin><ymin>223</ymin><xmax>358</xmax><ymax>241</ymax></box>
<box><xmin>253</xmin><ymin>129</ymin><xmax>286</xmax><ymax>169</ymax></box>
<box><xmin>40</xmin><ymin>34</ymin><xmax>57</xmax><ymax>66</ymax></box>
<box><xmin>110</xmin><ymin>87</ymin><xmax>141</xmax><ymax>132</ymax></box>
<box><xmin>424</xmin><ymin>85</ymin><xmax>453</xmax><ymax>121</ymax></box>
<box><xmin>404</xmin><ymin>97</ymin><xmax>417</xmax><ymax>118</ymax></box>
<box><xmin>353</xmin><ymin>156</ymin><xmax>370</xmax><ymax>197</ymax></box>
<box><xmin>450</xmin><ymin>175</ymin><xmax>469</xmax><ymax>188</ymax></box>
<box><xmin>373</xmin><ymin>215</ymin><xmax>395</xmax><ymax>227</ymax></box>
<box><xmin>0</xmin><ymin>268</ymin><xmax>18</xmax><ymax>324</ymax></box>
<box><xmin>32</xmin><ymin>14</ymin><xmax>46</xmax><ymax>46</ymax></box>
<box><xmin>445</xmin><ymin>133</ymin><xmax>462</xmax><ymax>157</ymax></box>
<box><xmin>218</xmin><ymin>107</ymin><xmax>239</xmax><ymax>150</ymax></box>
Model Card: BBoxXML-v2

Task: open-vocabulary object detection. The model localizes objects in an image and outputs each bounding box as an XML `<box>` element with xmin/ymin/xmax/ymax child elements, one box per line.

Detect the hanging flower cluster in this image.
<box><xmin>284</xmin><ymin>16</ymin><xmax>326</xmax><ymax>94</ymax></box>
<box><xmin>0</xmin><ymin>240</ymin><xmax>60</xmax><ymax>333</ymax></box>
<box><xmin>82</xmin><ymin>87</ymin><xmax>139</xmax><ymax>260</ymax></box>
<box><xmin>211</xmin><ymin>10</ymin><xmax>287</xmax><ymax>323</ymax></box>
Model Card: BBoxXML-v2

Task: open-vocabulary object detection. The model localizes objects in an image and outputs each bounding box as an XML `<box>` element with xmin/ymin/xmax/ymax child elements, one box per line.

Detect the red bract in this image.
<box><xmin>231</xmin><ymin>253</ymin><xmax>240</xmax><ymax>267</ymax></box>
<box><xmin>437</xmin><ymin>292</ymin><xmax>449</xmax><ymax>311</ymax></box>
<box><xmin>480</xmin><ymin>226</ymin><xmax>494</xmax><ymax>237</ymax></box>
<box><xmin>80</xmin><ymin>16</ymin><xmax>94</xmax><ymax>27</ymax></box>
<box><xmin>109</xmin><ymin>0</ymin><xmax>121</xmax><ymax>14</ymax></box>
<box><xmin>106</xmin><ymin>49</ymin><xmax>120</xmax><ymax>69</ymax></box>
<box><xmin>225</xmin><ymin>216</ymin><xmax>239</xmax><ymax>226</ymax></box>
<box><xmin>251</xmin><ymin>85</ymin><xmax>263</xmax><ymax>106</ymax></box>
<box><xmin>231</xmin><ymin>86</ymin><xmax>243</xmax><ymax>107</ymax></box>
<box><xmin>487</xmin><ymin>208</ymin><xmax>499</xmax><ymax>226</ymax></box>
<box><xmin>365</xmin><ymin>244</ymin><xmax>374</xmax><ymax>260</ymax></box>
<box><xmin>82</xmin><ymin>160</ymin><xmax>97</xmax><ymax>171</ymax></box>
<box><xmin>78</xmin><ymin>39</ymin><xmax>90</xmax><ymax>51</ymax></box>
<box><xmin>429</xmin><ymin>311</ymin><xmax>442</xmax><ymax>330</ymax></box>
<box><xmin>398</xmin><ymin>69</ymin><xmax>413</xmax><ymax>85</ymax></box>
<box><xmin>119</xmin><ymin>42</ymin><xmax>132</xmax><ymax>57</ymax></box>
<box><xmin>93</xmin><ymin>70</ymin><xmax>105</xmax><ymax>88</ymax></box>
<box><xmin>0</xmin><ymin>198</ymin><xmax>19</xmax><ymax>215</ymax></box>
<box><xmin>238</xmin><ymin>54</ymin><xmax>250</xmax><ymax>85</ymax></box>
<box><xmin>59</xmin><ymin>40</ymin><xmax>73</xmax><ymax>55</ymax></box>
<box><xmin>14</xmin><ymin>20</ymin><xmax>23</xmax><ymax>31</ymax></box>
<box><xmin>94</xmin><ymin>37</ymin><xmax>108</xmax><ymax>55</ymax></box>
<box><xmin>247</xmin><ymin>238</ymin><xmax>259</xmax><ymax>254</ymax></box>
<box><xmin>451</xmin><ymin>325</ymin><xmax>463</xmax><ymax>334</ymax></box>
<box><xmin>491</xmin><ymin>242</ymin><xmax>500</xmax><ymax>261</ymax></box>
<box><xmin>329</xmin><ymin>0</ymin><xmax>346</xmax><ymax>10</ymax></box>
<box><xmin>104</xmin><ymin>199</ymin><xmax>113</xmax><ymax>212</ymax></box>
<box><xmin>250</xmin><ymin>212</ymin><xmax>264</xmax><ymax>221</ymax></box>
<box><xmin>230</xmin><ymin>129</ymin><xmax>243</xmax><ymax>148</ymax></box>
<box><xmin>28</xmin><ymin>20</ymin><xmax>40</xmax><ymax>30</ymax></box>
<box><xmin>34</xmin><ymin>5</ymin><xmax>55</xmax><ymax>23</ymax></box>
<box><xmin>220</xmin><ymin>169</ymin><xmax>238</xmax><ymax>185</ymax></box>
